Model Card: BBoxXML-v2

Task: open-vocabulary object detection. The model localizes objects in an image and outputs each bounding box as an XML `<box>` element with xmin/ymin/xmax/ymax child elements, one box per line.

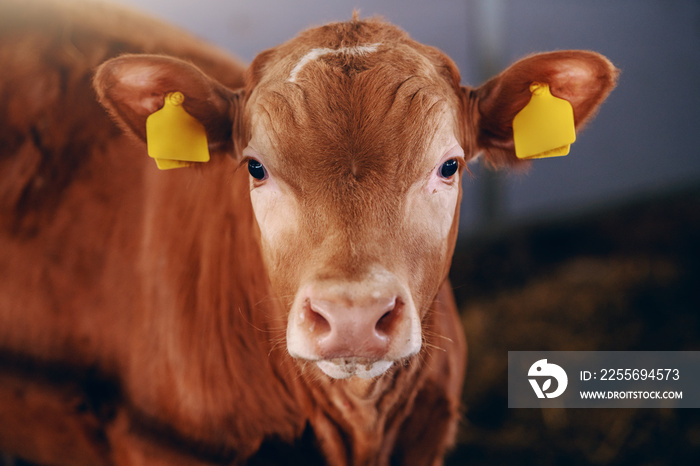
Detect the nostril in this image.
<box><xmin>302</xmin><ymin>299</ymin><xmax>331</xmax><ymax>336</ymax></box>
<box><xmin>378</xmin><ymin>311</ymin><xmax>391</xmax><ymax>324</ymax></box>
<box><xmin>375</xmin><ymin>298</ymin><xmax>402</xmax><ymax>336</ymax></box>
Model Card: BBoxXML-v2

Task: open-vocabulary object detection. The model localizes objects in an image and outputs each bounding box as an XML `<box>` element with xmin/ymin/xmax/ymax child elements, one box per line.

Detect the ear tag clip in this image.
<box><xmin>146</xmin><ymin>92</ymin><xmax>210</xmax><ymax>170</ymax></box>
<box><xmin>513</xmin><ymin>83</ymin><xmax>576</xmax><ymax>160</ymax></box>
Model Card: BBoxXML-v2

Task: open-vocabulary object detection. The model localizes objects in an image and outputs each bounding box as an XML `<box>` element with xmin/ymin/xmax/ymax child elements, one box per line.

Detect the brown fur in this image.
<box><xmin>0</xmin><ymin>1</ymin><xmax>617</xmax><ymax>464</ymax></box>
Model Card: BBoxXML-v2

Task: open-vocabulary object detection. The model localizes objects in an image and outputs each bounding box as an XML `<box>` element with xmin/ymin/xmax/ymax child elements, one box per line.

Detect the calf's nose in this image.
<box><xmin>287</xmin><ymin>274</ymin><xmax>421</xmax><ymax>365</ymax></box>
<box><xmin>302</xmin><ymin>293</ymin><xmax>401</xmax><ymax>360</ymax></box>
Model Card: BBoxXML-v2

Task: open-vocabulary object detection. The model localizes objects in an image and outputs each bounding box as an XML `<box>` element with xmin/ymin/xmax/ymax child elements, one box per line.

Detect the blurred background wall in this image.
<box><xmin>117</xmin><ymin>0</ymin><xmax>700</xmax><ymax>238</ymax></box>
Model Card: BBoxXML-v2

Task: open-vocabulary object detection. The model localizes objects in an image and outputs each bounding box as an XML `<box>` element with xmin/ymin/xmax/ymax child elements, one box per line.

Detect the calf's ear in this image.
<box><xmin>93</xmin><ymin>54</ymin><xmax>244</xmax><ymax>158</ymax></box>
<box><xmin>466</xmin><ymin>50</ymin><xmax>619</xmax><ymax>166</ymax></box>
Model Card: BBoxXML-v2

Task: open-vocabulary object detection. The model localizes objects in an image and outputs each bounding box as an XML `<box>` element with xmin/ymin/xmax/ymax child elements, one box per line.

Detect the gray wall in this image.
<box><xmin>119</xmin><ymin>0</ymin><xmax>700</xmax><ymax>235</ymax></box>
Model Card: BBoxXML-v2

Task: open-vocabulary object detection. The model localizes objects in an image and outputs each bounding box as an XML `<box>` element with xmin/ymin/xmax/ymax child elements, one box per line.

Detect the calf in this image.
<box><xmin>0</xmin><ymin>0</ymin><xmax>617</xmax><ymax>464</ymax></box>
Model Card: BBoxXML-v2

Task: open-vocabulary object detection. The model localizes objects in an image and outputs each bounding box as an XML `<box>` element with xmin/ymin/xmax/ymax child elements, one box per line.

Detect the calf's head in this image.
<box><xmin>94</xmin><ymin>19</ymin><xmax>617</xmax><ymax>379</ymax></box>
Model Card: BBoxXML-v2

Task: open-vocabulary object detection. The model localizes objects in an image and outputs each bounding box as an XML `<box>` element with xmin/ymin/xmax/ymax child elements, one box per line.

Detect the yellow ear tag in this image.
<box><xmin>145</xmin><ymin>92</ymin><xmax>210</xmax><ymax>170</ymax></box>
<box><xmin>512</xmin><ymin>83</ymin><xmax>576</xmax><ymax>160</ymax></box>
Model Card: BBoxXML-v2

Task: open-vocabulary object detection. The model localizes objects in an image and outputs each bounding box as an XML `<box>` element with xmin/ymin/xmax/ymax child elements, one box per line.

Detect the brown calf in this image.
<box><xmin>0</xmin><ymin>0</ymin><xmax>618</xmax><ymax>464</ymax></box>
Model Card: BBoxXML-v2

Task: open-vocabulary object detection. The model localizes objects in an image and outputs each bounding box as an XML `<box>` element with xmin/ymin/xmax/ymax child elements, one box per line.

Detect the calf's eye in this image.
<box><xmin>439</xmin><ymin>159</ymin><xmax>459</xmax><ymax>179</ymax></box>
<box><xmin>248</xmin><ymin>159</ymin><xmax>268</xmax><ymax>181</ymax></box>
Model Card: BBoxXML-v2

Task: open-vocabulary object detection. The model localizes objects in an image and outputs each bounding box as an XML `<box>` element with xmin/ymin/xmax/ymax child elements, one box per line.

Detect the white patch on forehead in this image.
<box><xmin>288</xmin><ymin>43</ymin><xmax>381</xmax><ymax>82</ymax></box>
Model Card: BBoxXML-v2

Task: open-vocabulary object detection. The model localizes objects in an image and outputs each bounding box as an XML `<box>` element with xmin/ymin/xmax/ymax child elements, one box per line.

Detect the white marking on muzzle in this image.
<box><xmin>316</xmin><ymin>358</ymin><xmax>394</xmax><ymax>379</ymax></box>
<box><xmin>288</xmin><ymin>43</ymin><xmax>381</xmax><ymax>82</ymax></box>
